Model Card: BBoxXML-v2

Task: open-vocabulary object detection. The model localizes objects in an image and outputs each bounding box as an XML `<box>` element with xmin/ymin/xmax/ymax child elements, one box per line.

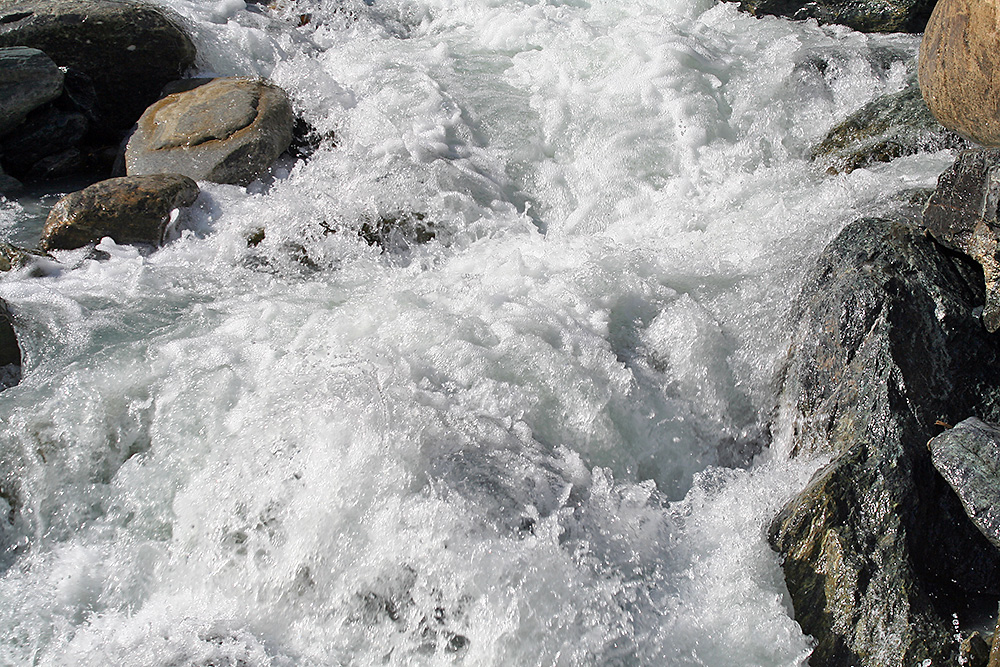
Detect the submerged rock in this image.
<box><xmin>0</xmin><ymin>241</ymin><xmax>49</xmax><ymax>271</ymax></box>
<box><xmin>40</xmin><ymin>173</ymin><xmax>199</xmax><ymax>250</ymax></box>
<box><xmin>813</xmin><ymin>81</ymin><xmax>970</xmax><ymax>174</ymax></box>
<box><xmin>734</xmin><ymin>0</ymin><xmax>936</xmax><ymax>33</ymax></box>
<box><xmin>0</xmin><ymin>46</ymin><xmax>62</xmax><ymax>137</ymax></box>
<box><xmin>922</xmin><ymin>147</ymin><xmax>1000</xmax><ymax>331</ymax></box>
<box><xmin>0</xmin><ymin>0</ymin><xmax>196</xmax><ymax>137</ymax></box>
<box><xmin>929</xmin><ymin>418</ymin><xmax>1000</xmax><ymax>550</ymax></box>
<box><xmin>919</xmin><ymin>0</ymin><xmax>1000</xmax><ymax>146</ymax></box>
<box><xmin>125</xmin><ymin>77</ymin><xmax>294</xmax><ymax>185</ymax></box>
<box><xmin>770</xmin><ymin>217</ymin><xmax>1000</xmax><ymax>667</ymax></box>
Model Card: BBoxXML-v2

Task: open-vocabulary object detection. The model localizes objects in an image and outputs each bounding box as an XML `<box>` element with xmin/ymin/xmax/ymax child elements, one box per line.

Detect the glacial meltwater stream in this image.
<box><xmin>0</xmin><ymin>0</ymin><xmax>961</xmax><ymax>664</ymax></box>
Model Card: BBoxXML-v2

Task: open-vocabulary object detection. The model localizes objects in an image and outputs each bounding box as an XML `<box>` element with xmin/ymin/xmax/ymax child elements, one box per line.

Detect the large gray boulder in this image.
<box><xmin>922</xmin><ymin>147</ymin><xmax>1000</xmax><ymax>331</ymax></box>
<box><xmin>812</xmin><ymin>80</ymin><xmax>969</xmax><ymax>174</ymax></box>
<box><xmin>125</xmin><ymin>77</ymin><xmax>294</xmax><ymax>186</ymax></box>
<box><xmin>734</xmin><ymin>0</ymin><xmax>937</xmax><ymax>33</ymax></box>
<box><xmin>928</xmin><ymin>418</ymin><xmax>1000</xmax><ymax>550</ymax></box>
<box><xmin>40</xmin><ymin>174</ymin><xmax>199</xmax><ymax>250</ymax></box>
<box><xmin>0</xmin><ymin>0</ymin><xmax>196</xmax><ymax>136</ymax></box>
<box><xmin>0</xmin><ymin>46</ymin><xmax>62</xmax><ymax>137</ymax></box>
<box><xmin>770</xmin><ymin>217</ymin><xmax>1000</xmax><ymax>667</ymax></box>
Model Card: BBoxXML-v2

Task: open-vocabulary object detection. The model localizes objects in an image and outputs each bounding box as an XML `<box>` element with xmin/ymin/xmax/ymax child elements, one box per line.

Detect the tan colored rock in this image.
<box><xmin>125</xmin><ymin>77</ymin><xmax>294</xmax><ymax>186</ymax></box>
<box><xmin>40</xmin><ymin>174</ymin><xmax>199</xmax><ymax>250</ymax></box>
<box><xmin>919</xmin><ymin>0</ymin><xmax>1000</xmax><ymax>146</ymax></box>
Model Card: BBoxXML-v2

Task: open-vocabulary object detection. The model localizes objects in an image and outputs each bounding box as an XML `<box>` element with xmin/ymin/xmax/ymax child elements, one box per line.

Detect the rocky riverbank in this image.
<box><xmin>758</xmin><ymin>0</ymin><xmax>1000</xmax><ymax>664</ymax></box>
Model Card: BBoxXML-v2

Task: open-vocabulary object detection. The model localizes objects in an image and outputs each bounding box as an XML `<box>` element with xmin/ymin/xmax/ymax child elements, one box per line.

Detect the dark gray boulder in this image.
<box><xmin>0</xmin><ymin>298</ymin><xmax>17</xmax><ymax>368</ymax></box>
<box><xmin>0</xmin><ymin>46</ymin><xmax>62</xmax><ymax>137</ymax></box>
<box><xmin>813</xmin><ymin>80</ymin><xmax>969</xmax><ymax>174</ymax></box>
<box><xmin>770</xmin><ymin>216</ymin><xmax>1000</xmax><ymax>667</ymax></box>
<box><xmin>922</xmin><ymin>147</ymin><xmax>1000</xmax><ymax>332</ymax></box>
<box><xmin>125</xmin><ymin>77</ymin><xmax>294</xmax><ymax>185</ymax></box>
<box><xmin>0</xmin><ymin>297</ymin><xmax>19</xmax><ymax>391</ymax></box>
<box><xmin>0</xmin><ymin>105</ymin><xmax>87</xmax><ymax>176</ymax></box>
<box><xmin>928</xmin><ymin>418</ymin><xmax>1000</xmax><ymax>550</ymax></box>
<box><xmin>734</xmin><ymin>0</ymin><xmax>937</xmax><ymax>32</ymax></box>
<box><xmin>0</xmin><ymin>0</ymin><xmax>196</xmax><ymax>137</ymax></box>
<box><xmin>40</xmin><ymin>173</ymin><xmax>199</xmax><ymax>250</ymax></box>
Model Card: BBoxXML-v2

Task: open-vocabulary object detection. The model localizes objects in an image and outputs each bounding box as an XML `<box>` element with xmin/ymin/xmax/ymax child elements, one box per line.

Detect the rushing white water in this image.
<box><xmin>0</xmin><ymin>0</ymin><xmax>959</xmax><ymax>664</ymax></box>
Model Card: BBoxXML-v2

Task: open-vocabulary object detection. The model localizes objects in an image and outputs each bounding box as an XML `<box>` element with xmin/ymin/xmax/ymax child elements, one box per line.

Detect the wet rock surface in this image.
<box><xmin>735</xmin><ymin>0</ymin><xmax>937</xmax><ymax>33</ymax></box>
<box><xmin>929</xmin><ymin>418</ymin><xmax>1000</xmax><ymax>550</ymax></box>
<box><xmin>0</xmin><ymin>241</ymin><xmax>49</xmax><ymax>272</ymax></box>
<box><xmin>770</xmin><ymin>217</ymin><xmax>1000</xmax><ymax>667</ymax></box>
<box><xmin>813</xmin><ymin>81</ymin><xmax>970</xmax><ymax>174</ymax></box>
<box><xmin>125</xmin><ymin>77</ymin><xmax>294</xmax><ymax>185</ymax></box>
<box><xmin>40</xmin><ymin>173</ymin><xmax>199</xmax><ymax>250</ymax></box>
<box><xmin>0</xmin><ymin>0</ymin><xmax>196</xmax><ymax>137</ymax></box>
<box><xmin>922</xmin><ymin>147</ymin><xmax>1000</xmax><ymax>331</ymax></box>
<box><xmin>0</xmin><ymin>46</ymin><xmax>62</xmax><ymax>137</ymax></box>
<box><xmin>919</xmin><ymin>0</ymin><xmax>1000</xmax><ymax>146</ymax></box>
<box><xmin>0</xmin><ymin>297</ymin><xmax>18</xmax><ymax>369</ymax></box>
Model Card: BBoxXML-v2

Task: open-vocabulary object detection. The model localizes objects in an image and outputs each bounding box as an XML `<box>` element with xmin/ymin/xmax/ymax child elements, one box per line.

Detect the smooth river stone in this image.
<box><xmin>125</xmin><ymin>77</ymin><xmax>294</xmax><ymax>186</ymax></box>
<box><xmin>919</xmin><ymin>0</ymin><xmax>1000</xmax><ymax>146</ymax></box>
<box><xmin>929</xmin><ymin>417</ymin><xmax>1000</xmax><ymax>550</ymax></box>
<box><xmin>40</xmin><ymin>174</ymin><xmax>199</xmax><ymax>250</ymax></box>
<box><xmin>0</xmin><ymin>0</ymin><xmax>196</xmax><ymax>136</ymax></box>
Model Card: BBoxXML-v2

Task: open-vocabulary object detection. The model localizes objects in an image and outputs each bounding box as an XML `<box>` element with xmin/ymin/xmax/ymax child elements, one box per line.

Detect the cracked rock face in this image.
<box><xmin>770</xmin><ymin>217</ymin><xmax>1000</xmax><ymax>667</ymax></box>
<box><xmin>929</xmin><ymin>417</ymin><xmax>1000</xmax><ymax>550</ymax></box>
<box><xmin>40</xmin><ymin>174</ymin><xmax>199</xmax><ymax>250</ymax></box>
<box><xmin>922</xmin><ymin>147</ymin><xmax>1000</xmax><ymax>332</ymax></box>
<box><xmin>125</xmin><ymin>77</ymin><xmax>294</xmax><ymax>186</ymax></box>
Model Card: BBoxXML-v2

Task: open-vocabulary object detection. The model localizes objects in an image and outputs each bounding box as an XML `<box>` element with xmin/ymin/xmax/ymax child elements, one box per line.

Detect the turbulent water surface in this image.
<box><xmin>0</xmin><ymin>0</ymin><xmax>958</xmax><ymax>665</ymax></box>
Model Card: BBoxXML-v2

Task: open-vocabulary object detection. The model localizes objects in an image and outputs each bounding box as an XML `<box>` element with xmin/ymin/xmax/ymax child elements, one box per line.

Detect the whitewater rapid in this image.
<box><xmin>0</xmin><ymin>0</ymin><xmax>958</xmax><ymax>664</ymax></box>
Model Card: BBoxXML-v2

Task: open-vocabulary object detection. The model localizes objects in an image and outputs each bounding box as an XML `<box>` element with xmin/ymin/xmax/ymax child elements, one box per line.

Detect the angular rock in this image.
<box><xmin>929</xmin><ymin>418</ymin><xmax>1000</xmax><ymax>550</ymax></box>
<box><xmin>0</xmin><ymin>46</ymin><xmax>62</xmax><ymax>137</ymax></box>
<box><xmin>125</xmin><ymin>77</ymin><xmax>294</xmax><ymax>185</ymax></box>
<box><xmin>0</xmin><ymin>0</ymin><xmax>196</xmax><ymax>137</ymax></box>
<box><xmin>919</xmin><ymin>0</ymin><xmax>1000</xmax><ymax>146</ymax></box>
<box><xmin>770</xmin><ymin>217</ymin><xmax>1000</xmax><ymax>667</ymax></box>
<box><xmin>922</xmin><ymin>147</ymin><xmax>1000</xmax><ymax>331</ymax></box>
<box><xmin>735</xmin><ymin>0</ymin><xmax>936</xmax><ymax>33</ymax></box>
<box><xmin>813</xmin><ymin>81</ymin><xmax>970</xmax><ymax>174</ymax></box>
<box><xmin>40</xmin><ymin>174</ymin><xmax>199</xmax><ymax>250</ymax></box>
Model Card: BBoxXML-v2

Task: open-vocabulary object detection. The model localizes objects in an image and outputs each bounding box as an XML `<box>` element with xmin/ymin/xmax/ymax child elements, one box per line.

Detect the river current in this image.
<box><xmin>0</xmin><ymin>0</ymin><xmax>957</xmax><ymax>664</ymax></box>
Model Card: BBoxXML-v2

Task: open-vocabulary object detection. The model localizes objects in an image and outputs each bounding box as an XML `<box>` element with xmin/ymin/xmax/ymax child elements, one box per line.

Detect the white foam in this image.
<box><xmin>0</xmin><ymin>0</ymin><xmax>955</xmax><ymax>664</ymax></box>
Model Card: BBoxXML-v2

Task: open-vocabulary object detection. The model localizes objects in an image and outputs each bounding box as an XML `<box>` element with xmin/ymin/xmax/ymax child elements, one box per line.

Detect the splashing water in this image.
<box><xmin>0</xmin><ymin>0</ymin><xmax>954</xmax><ymax>664</ymax></box>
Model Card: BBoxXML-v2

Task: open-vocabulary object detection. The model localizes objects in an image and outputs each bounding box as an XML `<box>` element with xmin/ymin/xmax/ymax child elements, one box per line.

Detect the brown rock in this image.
<box><xmin>919</xmin><ymin>0</ymin><xmax>1000</xmax><ymax>146</ymax></box>
<box><xmin>125</xmin><ymin>77</ymin><xmax>294</xmax><ymax>185</ymax></box>
<box><xmin>40</xmin><ymin>174</ymin><xmax>199</xmax><ymax>250</ymax></box>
